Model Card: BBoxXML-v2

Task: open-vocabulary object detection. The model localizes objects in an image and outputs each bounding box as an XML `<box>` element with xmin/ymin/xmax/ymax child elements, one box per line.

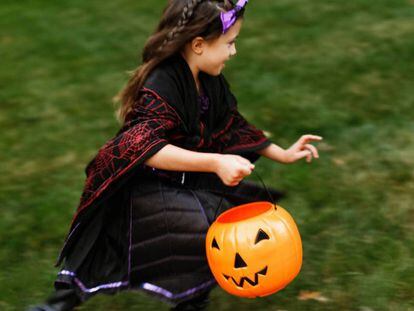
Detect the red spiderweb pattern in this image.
<box><xmin>212</xmin><ymin>106</ymin><xmax>271</xmax><ymax>154</ymax></box>
<box><xmin>73</xmin><ymin>91</ymin><xmax>180</xmax><ymax>221</ymax></box>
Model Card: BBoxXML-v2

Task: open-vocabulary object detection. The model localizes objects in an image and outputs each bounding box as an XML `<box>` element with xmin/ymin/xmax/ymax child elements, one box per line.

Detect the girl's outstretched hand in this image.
<box><xmin>214</xmin><ymin>154</ymin><xmax>255</xmax><ymax>187</ymax></box>
<box><xmin>283</xmin><ymin>135</ymin><xmax>323</xmax><ymax>164</ymax></box>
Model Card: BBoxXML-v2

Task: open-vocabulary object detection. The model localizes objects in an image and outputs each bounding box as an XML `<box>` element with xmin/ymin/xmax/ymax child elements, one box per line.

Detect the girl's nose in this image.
<box><xmin>230</xmin><ymin>46</ymin><xmax>237</xmax><ymax>57</ymax></box>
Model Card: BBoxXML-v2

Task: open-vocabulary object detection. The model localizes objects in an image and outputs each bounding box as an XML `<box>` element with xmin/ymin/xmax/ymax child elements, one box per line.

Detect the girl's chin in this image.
<box><xmin>218</xmin><ymin>63</ymin><xmax>225</xmax><ymax>73</ymax></box>
<box><xmin>204</xmin><ymin>64</ymin><xmax>225</xmax><ymax>76</ymax></box>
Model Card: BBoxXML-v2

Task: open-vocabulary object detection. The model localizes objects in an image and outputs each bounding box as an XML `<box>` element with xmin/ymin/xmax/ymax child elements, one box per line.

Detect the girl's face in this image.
<box><xmin>199</xmin><ymin>19</ymin><xmax>243</xmax><ymax>76</ymax></box>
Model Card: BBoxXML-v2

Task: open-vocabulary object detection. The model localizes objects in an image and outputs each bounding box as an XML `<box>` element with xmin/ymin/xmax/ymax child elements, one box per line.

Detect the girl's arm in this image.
<box><xmin>144</xmin><ymin>144</ymin><xmax>255</xmax><ymax>186</ymax></box>
<box><xmin>144</xmin><ymin>144</ymin><xmax>220</xmax><ymax>173</ymax></box>
<box><xmin>257</xmin><ymin>143</ymin><xmax>287</xmax><ymax>163</ymax></box>
<box><xmin>257</xmin><ymin>135</ymin><xmax>323</xmax><ymax>164</ymax></box>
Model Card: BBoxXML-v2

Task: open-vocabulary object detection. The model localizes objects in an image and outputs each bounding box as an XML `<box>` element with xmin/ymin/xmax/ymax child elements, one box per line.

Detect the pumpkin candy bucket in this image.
<box><xmin>205</xmin><ymin>201</ymin><xmax>302</xmax><ymax>298</ymax></box>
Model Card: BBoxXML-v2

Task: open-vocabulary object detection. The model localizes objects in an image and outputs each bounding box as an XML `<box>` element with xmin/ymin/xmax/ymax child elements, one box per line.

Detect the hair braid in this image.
<box><xmin>158</xmin><ymin>0</ymin><xmax>204</xmax><ymax>51</ymax></box>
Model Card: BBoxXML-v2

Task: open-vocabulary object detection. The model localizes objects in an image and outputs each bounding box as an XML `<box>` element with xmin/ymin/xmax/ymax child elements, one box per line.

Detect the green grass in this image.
<box><xmin>1</xmin><ymin>0</ymin><xmax>413</xmax><ymax>310</ymax></box>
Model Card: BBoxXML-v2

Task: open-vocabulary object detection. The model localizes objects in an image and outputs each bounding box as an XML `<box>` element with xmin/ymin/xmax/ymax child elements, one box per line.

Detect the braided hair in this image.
<box><xmin>158</xmin><ymin>0</ymin><xmax>204</xmax><ymax>52</ymax></box>
<box><xmin>115</xmin><ymin>0</ymin><xmax>245</xmax><ymax>123</ymax></box>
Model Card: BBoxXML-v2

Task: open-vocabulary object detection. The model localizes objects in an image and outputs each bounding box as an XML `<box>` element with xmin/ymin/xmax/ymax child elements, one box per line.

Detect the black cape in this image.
<box><xmin>55</xmin><ymin>53</ymin><xmax>280</xmax><ymax>276</ymax></box>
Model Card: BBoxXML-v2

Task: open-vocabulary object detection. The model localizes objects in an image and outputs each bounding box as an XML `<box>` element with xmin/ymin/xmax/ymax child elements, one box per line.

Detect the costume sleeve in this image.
<box><xmin>223</xmin><ymin>107</ymin><xmax>272</xmax><ymax>154</ymax></box>
<box><xmin>78</xmin><ymin>89</ymin><xmax>182</xmax><ymax>215</ymax></box>
<box><xmin>215</xmin><ymin>75</ymin><xmax>272</xmax><ymax>159</ymax></box>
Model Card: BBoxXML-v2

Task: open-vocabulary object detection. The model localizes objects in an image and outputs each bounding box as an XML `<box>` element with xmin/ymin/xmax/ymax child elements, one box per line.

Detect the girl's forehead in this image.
<box><xmin>222</xmin><ymin>19</ymin><xmax>243</xmax><ymax>40</ymax></box>
<box><xmin>202</xmin><ymin>19</ymin><xmax>243</xmax><ymax>45</ymax></box>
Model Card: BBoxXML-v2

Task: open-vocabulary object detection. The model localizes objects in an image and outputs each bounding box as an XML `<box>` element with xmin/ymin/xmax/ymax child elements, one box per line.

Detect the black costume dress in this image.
<box><xmin>52</xmin><ymin>53</ymin><xmax>284</xmax><ymax>308</ymax></box>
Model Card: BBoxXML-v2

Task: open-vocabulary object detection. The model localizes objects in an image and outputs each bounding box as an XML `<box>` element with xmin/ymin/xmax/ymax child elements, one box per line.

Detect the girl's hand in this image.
<box><xmin>283</xmin><ymin>135</ymin><xmax>323</xmax><ymax>164</ymax></box>
<box><xmin>214</xmin><ymin>154</ymin><xmax>255</xmax><ymax>186</ymax></box>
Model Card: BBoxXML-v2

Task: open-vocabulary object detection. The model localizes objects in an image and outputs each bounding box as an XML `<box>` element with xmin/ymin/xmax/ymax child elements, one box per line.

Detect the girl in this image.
<box><xmin>29</xmin><ymin>0</ymin><xmax>322</xmax><ymax>310</ymax></box>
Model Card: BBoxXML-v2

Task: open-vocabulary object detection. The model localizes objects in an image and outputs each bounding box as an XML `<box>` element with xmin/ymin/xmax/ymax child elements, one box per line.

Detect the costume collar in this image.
<box><xmin>143</xmin><ymin>53</ymin><xmax>234</xmax><ymax>145</ymax></box>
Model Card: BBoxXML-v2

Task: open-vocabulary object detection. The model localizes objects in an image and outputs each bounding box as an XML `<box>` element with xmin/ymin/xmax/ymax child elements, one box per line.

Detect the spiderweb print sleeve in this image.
<box><xmin>222</xmin><ymin>107</ymin><xmax>272</xmax><ymax>154</ymax></box>
<box><xmin>76</xmin><ymin>91</ymin><xmax>181</xmax><ymax>215</ymax></box>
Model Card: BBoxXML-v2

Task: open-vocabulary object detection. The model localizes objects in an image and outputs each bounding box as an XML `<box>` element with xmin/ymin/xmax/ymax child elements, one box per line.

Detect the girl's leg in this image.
<box><xmin>27</xmin><ymin>288</ymin><xmax>82</xmax><ymax>311</ymax></box>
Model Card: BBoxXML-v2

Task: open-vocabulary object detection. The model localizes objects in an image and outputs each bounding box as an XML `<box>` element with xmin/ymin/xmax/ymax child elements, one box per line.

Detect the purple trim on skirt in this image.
<box><xmin>59</xmin><ymin>270</ymin><xmax>76</xmax><ymax>277</ymax></box>
<box><xmin>141</xmin><ymin>279</ymin><xmax>216</xmax><ymax>299</ymax></box>
<box><xmin>58</xmin><ymin>269</ymin><xmax>216</xmax><ymax>299</ymax></box>
<box><xmin>74</xmin><ymin>279</ymin><xmax>129</xmax><ymax>294</ymax></box>
<box><xmin>58</xmin><ymin>270</ymin><xmax>129</xmax><ymax>294</ymax></box>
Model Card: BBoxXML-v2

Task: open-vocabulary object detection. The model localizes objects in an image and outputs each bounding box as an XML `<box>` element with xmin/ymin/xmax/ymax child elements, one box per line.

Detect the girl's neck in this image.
<box><xmin>195</xmin><ymin>77</ymin><xmax>202</xmax><ymax>96</ymax></box>
<box><xmin>180</xmin><ymin>51</ymin><xmax>202</xmax><ymax>95</ymax></box>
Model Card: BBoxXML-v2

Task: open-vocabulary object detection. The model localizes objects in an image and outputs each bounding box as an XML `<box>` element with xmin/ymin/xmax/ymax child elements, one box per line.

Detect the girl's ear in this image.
<box><xmin>191</xmin><ymin>36</ymin><xmax>206</xmax><ymax>55</ymax></box>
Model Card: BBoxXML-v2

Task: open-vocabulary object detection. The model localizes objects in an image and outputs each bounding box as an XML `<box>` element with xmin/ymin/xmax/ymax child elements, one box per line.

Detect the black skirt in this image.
<box><xmin>54</xmin><ymin>169</ymin><xmax>284</xmax><ymax>306</ymax></box>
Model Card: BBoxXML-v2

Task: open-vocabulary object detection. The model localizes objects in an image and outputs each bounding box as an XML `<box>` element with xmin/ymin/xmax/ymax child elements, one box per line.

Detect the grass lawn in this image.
<box><xmin>1</xmin><ymin>0</ymin><xmax>413</xmax><ymax>310</ymax></box>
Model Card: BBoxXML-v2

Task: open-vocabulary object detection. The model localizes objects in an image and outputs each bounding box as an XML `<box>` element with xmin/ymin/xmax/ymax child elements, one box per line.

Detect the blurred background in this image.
<box><xmin>1</xmin><ymin>0</ymin><xmax>413</xmax><ymax>310</ymax></box>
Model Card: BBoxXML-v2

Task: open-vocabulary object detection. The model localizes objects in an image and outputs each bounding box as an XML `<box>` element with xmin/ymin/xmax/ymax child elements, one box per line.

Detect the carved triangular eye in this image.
<box><xmin>212</xmin><ymin>237</ymin><xmax>220</xmax><ymax>250</ymax></box>
<box><xmin>255</xmin><ymin>229</ymin><xmax>270</xmax><ymax>244</ymax></box>
<box><xmin>234</xmin><ymin>253</ymin><xmax>247</xmax><ymax>268</ymax></box>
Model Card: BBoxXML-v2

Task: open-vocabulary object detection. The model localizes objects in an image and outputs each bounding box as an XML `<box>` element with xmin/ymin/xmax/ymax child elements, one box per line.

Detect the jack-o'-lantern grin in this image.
<box><xmin>223</xmin><ymin>266</ymin><xmax>268</xmax><ymax>288</ymax></box>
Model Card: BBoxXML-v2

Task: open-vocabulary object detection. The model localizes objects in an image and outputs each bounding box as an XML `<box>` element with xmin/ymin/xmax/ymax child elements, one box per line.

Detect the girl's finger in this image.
<box><xmin>231</xmin><ymin>178</ymin><xmax>242</xmax><ymax>186</ymax></box>
<box><xmin>295</xmin><ymin>150</ymin><xmax>312</xmax><ymax>160</ymax></box>
<box><xmin>241</xmin><ymin>166</ymin><xmax>252</xmax><ymax>176</ymax></box>
<box><xmin>304</xmin><ymin>148</ymin><xmax>313</xmax><ymax>163</ymax></box>
<box><xmin>237</xmin><ymin>157</ymin><xmax>252</xmax><ymax>166</ymax></box>
<box><xmin>304</xmin><ymin>144</ymin><xmax>319</xmax><ymax>158</ymax></box>
<box><xmin>300</xmin><ymin>134</ymin><xmax>323</xmax><ymax>144</ymax></box>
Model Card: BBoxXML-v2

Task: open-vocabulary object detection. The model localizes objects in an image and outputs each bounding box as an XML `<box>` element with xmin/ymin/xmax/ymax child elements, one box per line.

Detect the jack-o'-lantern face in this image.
<box><xmin>206</xmin><ymin>202</ymin><xmax>302</xmax><ymax>298</ymax></box>
<box><xmin>212</xmin><ymin>228</ymin><xmax>270</xmax><ymax>288</ymax></box>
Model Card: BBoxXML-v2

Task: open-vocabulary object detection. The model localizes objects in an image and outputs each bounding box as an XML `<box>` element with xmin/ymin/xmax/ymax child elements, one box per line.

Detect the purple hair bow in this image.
<box><xmin>220</xmin><ymin>0</ymin><xmax>248</xmax><ymax>34</ymax></box>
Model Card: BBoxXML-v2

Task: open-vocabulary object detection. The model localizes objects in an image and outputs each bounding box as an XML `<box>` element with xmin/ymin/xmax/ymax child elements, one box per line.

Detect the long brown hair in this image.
<box><xmin>114</xmin><ymin>0</ymin><xmax>245</xmax><ymax>124</ymax></box>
